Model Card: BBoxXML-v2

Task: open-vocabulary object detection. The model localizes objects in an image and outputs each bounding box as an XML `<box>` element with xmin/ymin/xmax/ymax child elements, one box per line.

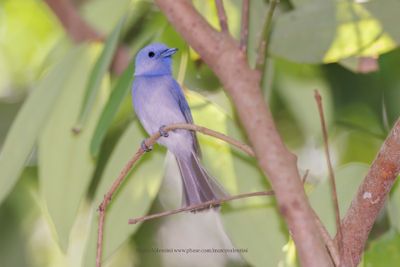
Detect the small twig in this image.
<box><xmin>338</xmin><ymin>119</ymin><xmax>400</xmax><ymax>266</ymax></box>
<box><xmin>156</xmin><ymin>1</ymin><xmax>333</xmax><ymax>264</ymax></box>
<box><xmin>302</xmin><ymin>169</ymin><xmax>339</xmax><ymax>266</ymax></box>
<box><xmin>302</xmin><ymin>169</ymin><xmax>310</xmax><ymax>184</ymax></box>
<box><xmin>314</xmin><ymin>90</ymin><xmax>342</xmax><ymax>266</ymax></box>
<box><xmin>128</xmin><ymin>170</ymin><xmax>337</xmax><ymax>266</ymax></box>
<box><xmin>215</xmin><ymin>0</ymin><xmax>229</xmax><ymax>33</ymax></box>
<box><xmin>96</xmin><ymin>123</ymin><xmax>253</xmax><ymax>267</ymax></box>
<box><xmin>256</xmin><ymin>0</ymin><xmax>278</xmax><ymax>72</ymax></box>
<box><xmin>128</xmin><ymin>190</ymin><xmax>274</xmax><ymax>224</ymax></box>
<box><xmin>240</xmin><ymin>0</ymin><xmax>250</xmax><ymax>52</ymax></box>
<box><xmin>96</xmin><ymin>122</ymin><xmax>337</xmax><ymax>266</ymax></box>
<box><xmin>127</xmin><ymin>167</ymin><xmax>338</xmax><ymax>265</ymax></box>
<box><xmin>311</xmin><ymin>208</ymin><xmax>341</xmax><ymax>267</ymax></box>
<box><xmin>163</xmin><ymin>123</ymin><xmax>255</xmax><ymax>156</ymax></box>
<box><xmin>96</xmin><ymin>148</ymin><xmax>144</xmax><ymax>267</ymax></box>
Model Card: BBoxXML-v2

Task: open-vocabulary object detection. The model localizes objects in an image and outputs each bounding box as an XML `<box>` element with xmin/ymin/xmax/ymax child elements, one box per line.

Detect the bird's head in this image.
<box><xmin>134</xmin><ymin>43</ymin><xmax>178</xmax><ymax>77</ymax></box>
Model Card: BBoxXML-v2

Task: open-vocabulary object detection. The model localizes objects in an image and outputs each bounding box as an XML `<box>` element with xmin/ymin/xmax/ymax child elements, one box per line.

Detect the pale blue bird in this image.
<box><xmin>132</xmin><ymin>43</ymin><xmax>226</xmax><ymax>207</ymax></box>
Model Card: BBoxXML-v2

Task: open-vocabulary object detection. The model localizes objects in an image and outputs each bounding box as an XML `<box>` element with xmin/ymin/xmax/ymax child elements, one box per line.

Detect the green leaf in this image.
<box><xmin>365</xmin><ymin>0</ymin><xmax>400</xmax><ymax>45</ymax></box>
<box><xmin>0</xmin><ymin>0</ymin><xmax>61</xmax><ymax>92</ymax></box>
<box><xmin>291</xmin><ymin>0</ymin><xmax>324</xmax><ymax>8</ymax></box>
<box><xmin>90</xmin><ymin>61</ymin><xmax>134</xmax><ymax>157</ymax></box>
<box><xmin>324</xmin><ymin>1</ymin><xmax>396</xmax><ymax>63</ymax></box>
<box><xmin>82</xmin><ymin>0</ymin><xmax>131</xmax><ymax>34</ymax></box>
<box><xmin>74</xmin><ymin>17</ymin><xmax>125</xmax><ymax>132</ymax></box>
<box><xmin>364</xmin><ymin>231</ymin><xmax>400</xmax><ymax>266</ymax></box>
<box><xmin>380</xmin><ymin>49</ymin><xmax>400</xmax><ymax>127</ymax></box>
<box><xmin>0</xmin><ymin>45</ymin><xmax>84</xmax><ymax>205</ymax></box>
<box><xmin>224</xmin><ymin>119</ymin><xmax>286</xmax><ymax>267</ymax></box>
<box><xmin>90</xmin><ymin>13</ymin><xmax>168</xmax><ymax>158</ymax></box>
<box><xmin>388</xmin><ymin>178</ymin><xmax>400</xmax><ymax>232</ymax></box>
<box><xmin>270</xmin><ymin>0</ymin><xmax>336</xmax><ymax>63</ymax></box>
<box><xmin>274</xmin><ymin>61</ymin><xmax>334</xmax><ymax>139</ymax></box>
<box><xmin>309</xmin><ymin>163</ymin><xmax>369</xmax><ymax>235</ymax></box>
<box><xmin>38</xmin><ymin>45</ymin><xmax>109</xmax><ymax>250</ymax></box>
<box><xmin>84</xmin><ymin>120</ymin><xmax>164</xmax><ymax>267</ymax></box>
<box><xmin>187</xmin><ymin>91</ymin><xmax>287</xmax><ymax>267</ymax></box>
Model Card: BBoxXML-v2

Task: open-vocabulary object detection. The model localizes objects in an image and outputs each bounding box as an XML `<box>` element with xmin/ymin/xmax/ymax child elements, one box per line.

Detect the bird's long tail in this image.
<box><xmin>175</xmin><ymin>152</ymin><xmax>226</xmax><ymax>207</ymax></box>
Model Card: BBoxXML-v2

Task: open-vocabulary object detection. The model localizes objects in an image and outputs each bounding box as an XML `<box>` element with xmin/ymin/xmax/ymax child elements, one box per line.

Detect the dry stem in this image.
<box><xmin>240</xmin><ymin>0</ymin><xmax>250</xmax><ymax>51</ymax></box>
<box><xmin>155</xmin><ymin>1</ymin><xmax>333</xmax><ymax>265</ymax></box>
<box><xmin>314</xmin><ymin>90</ymin><xmax>342</xmax><ymax>266</ymax></box>
<box><xmin>215</xmin><ymin>0</ymin><xmax>229</xmax><ymax>32</ymax></box>
<box><xmin>96</xmin><ymin>123</ymin><xmax>252</xmax><ymax>267</ymax></box>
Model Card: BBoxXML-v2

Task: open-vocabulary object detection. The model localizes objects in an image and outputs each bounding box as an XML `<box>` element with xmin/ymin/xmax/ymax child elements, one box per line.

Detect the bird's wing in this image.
<box><xmin>170</xmin><ymin>80</ymin><xmax>201</xmax><ymax>157</ymax></box>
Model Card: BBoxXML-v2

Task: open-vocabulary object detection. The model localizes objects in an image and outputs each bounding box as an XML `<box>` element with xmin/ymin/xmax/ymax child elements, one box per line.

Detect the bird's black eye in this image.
<box><xmin>148</xmin><ymin>51</ymin><xmax>155</xmax><ymax>58</ymax></box>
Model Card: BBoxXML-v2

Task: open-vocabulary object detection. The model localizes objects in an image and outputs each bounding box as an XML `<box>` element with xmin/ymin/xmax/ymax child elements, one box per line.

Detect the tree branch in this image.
<box><xmin>44</xmin><ymin>0</ymin><xmax>130</xmax><ymax>74</ymax></box>
<box><xmin>96</xmin><ymin>123</ymin><xmax>253</xmax><ymax>267</ymax></box>
<box><xmin>129</xmin><ymin>171</ymin><xmax>310</xmax><ymax>225</ymax></box>
<box><xmin>128</xmin><ymin>190</ymin><xmax>274</xmax><ymax>224</ymax></box>
<box><xmin>214</xmin><ymin>0</ymin><xmax>229</xmax><ymax>33</ymax></box>
<box><xmin>256</xmin><ymin>0</ymin><xmax>278</xmax><ymax>72</ymax></box>
<box><xmin>336</xmin><ymin>119</ymin><xmax>400</xmax><ymax>266</ymax></box>
<box><xmin>315</xmin><ymin>90</ymin><xmax>342</xmax><ymax>265</ymax></box>
<box><xmin>154</xmin><ymin>1</ymin><xmax>333</xmax><ymax>266</ymax></box>
<box><xmin>240</xmin><ymin>0</ymin><xmax>249</xmax><ymax>52</ymax></box>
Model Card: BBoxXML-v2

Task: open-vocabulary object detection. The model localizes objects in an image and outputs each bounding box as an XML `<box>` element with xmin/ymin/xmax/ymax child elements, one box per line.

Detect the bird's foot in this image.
<box><xmin>159</xmin><ymin>125</ymin><xmax>169</xmax><ymax>137</ymax></box>
<box><xmin>141</xmin><ymin>140</ymin><xmax>153</xmax><ymax>152</ymax></box>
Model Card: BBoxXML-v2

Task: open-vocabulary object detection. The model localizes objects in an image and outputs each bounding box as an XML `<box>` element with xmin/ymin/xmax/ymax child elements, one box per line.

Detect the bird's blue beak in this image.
<box><xmin>160</xmin><ymin>48</ymin><xmax>178</xmax><ymax>58</ymax></box>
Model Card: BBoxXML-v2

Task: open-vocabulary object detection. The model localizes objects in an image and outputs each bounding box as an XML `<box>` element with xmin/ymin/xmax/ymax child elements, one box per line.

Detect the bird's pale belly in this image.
<box><xmin>136</xmin><ymin>92</ymin><xmax>193</xmax><ymax>156</ymax></box>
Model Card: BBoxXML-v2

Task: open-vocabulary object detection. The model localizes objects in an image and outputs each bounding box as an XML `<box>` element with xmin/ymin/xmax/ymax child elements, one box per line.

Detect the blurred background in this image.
<box><xmin>1</xmin><ymin>0</ymin><xmax>400</xmax><ymax>266</ymax></box>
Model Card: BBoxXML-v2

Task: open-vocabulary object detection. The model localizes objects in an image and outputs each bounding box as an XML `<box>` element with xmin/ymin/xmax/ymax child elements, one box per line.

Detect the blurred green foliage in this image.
<box><xmin>1</xmin><ymin>0</ymin><xmax>400</xmax><ymax>266</ymax></box>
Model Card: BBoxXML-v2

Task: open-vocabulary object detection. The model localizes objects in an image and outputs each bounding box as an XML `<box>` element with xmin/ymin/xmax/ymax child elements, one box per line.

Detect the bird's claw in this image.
<box><xmin>159</xmin><ymin>125</ymin><xmax>169</xmax><ymax>137</ymax></box>
<box><xmin>141</xmin><ymin>140</ymin><xmax>153</xmax><ymax>152</ymax></box>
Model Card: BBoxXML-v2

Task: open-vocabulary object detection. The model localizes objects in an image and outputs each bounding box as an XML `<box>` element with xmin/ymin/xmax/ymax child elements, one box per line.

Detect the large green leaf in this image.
<box><xmin>0</xmin><ymin>45</ymin><xmax>83</xmax><ymax>205</ymax></box>
<box><xmin>0</xmin><ymin>0</ymin><xmax>61</xmax><ymax>93</ymax></box>
<box><xmin>291</xmin><ymin>0</ymin><xmax>324</xmax><ymax>7</ymax></box>
<box><xmin>274</xmin><ymin>61</ymin><xmax>333</xmax><ymax>139</ymax></box>
<box><xmin>380</xmin><ymin>48</ymin><xmax>400</xmax><ymax>127</ymax></box>
<box><xmin>224</xmin><ymin>119</ymin><xmax>286</xmax><ymax>267</ymax></box>
<box><xmin>82</xmin><ymin>0</ymin><xmax>131</xmax><ymax>34</ymax></box>
<box><xmin>364</xmin><ymin>0</ymin><xmax>400</xmax><ymax>45</ymax></box>
<box><xmin>270</xmin><ymin>0</ymin><xmax>336</xmax><ymax>63</ymax></box>
<box><xmin>90</xmin><ymin>21</ymin><xmax>163</xmax><ymax>158</ymax></box>
<box><xmin>324</xmin><ymin>1</ymin><xmax>396</xmax><ymax>63</ymax></box>
<box><xmin>38</xmin><ymin>45</ymin><xmax>109</xmax><ymax>250</ymax></box>
<box><xmin>388</xmin><ymin>180</ymin><xmax>400</xmax><ymax>233</ymax></box>
<box><xmin>74</xmin><ymin>18</ymin><xmax>125</xmax><ymax>132</ymax></box>
<box><xmin>84</xmin><ymin>120</ymin><xmax>164</xmax><ymax>267</ymax></box>
<box><xmin>90</xmin><ymin>61</ymin><xmax>134</xmax><ymax>157</ymax></box>
<box><xmin>0</xmin><ymin>167</ymin><xmax>38</xmax><ymax>267</ymax></box>
<box><xmin>187</xmin><ymin>91</ymin><xmax>287</xmax><ymax>267</ymax></box>
<box><xmin>309</xmin><ymin>163</ymin><xmax>369</xmax><ymax>235</ymax></box>
<box><xmin>364</xmin><ymin>231</ymin><xmax>400</xmax><ymax>266</ymax></box>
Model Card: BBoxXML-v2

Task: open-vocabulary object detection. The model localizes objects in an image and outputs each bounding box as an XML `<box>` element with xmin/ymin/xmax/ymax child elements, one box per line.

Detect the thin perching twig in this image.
<box><xmin>155</xmin><ymin>1</ymin><xmax>333</xmax><ymax>265</ymax></box>
<box><xmin>128</xmin><ymin>168</ymin><xmax>338</xmax><ymax>266</ymax></box>
<box><xmin>215</xmin><ymin>0</ymin><xmax>229</xmax><ymax>33</ymax></box>
<box><xmin>96</xmin><ymin>148</ymin><xmax>145</xmax><ymax>267</ymax></box>
<box><xmin>302</xmin><ymin>170</ymin><xmax>340</xmax><ymax>267</ymax></box>
<box><xmin>314</xmin><ymin>90</ymin><xmax>342</xmax><ymax>266</ymax></box>
<box><xmin>96</xmin><ymin>122</ymin><xmax>337</xmax><ymax>267</ymax></box>
<box><xmin>311</xmin><ymin>208</ymin><xmax>341</xmax><ymax>267</ymax></box>
<box><xmin>129</xmin><ymin>190</ymin><xmax>274</xmax><ymax>224</ymax></box>
<box><xmin>240</xmin><ymin>0</ymin><xmax>250</xmax><ymax>52</ymax></box>
<box><xmin>256</xmin><ymin>0</ymin><xmax>278</xmax><ymax>72</ymax></box>
<box><xmin>302</xmin><ymin>171</ymin><xmax>339</xmax><ymax>266</ymax></box>
<box><xmin>96</xmin><ymin>123</ymin><xmax>253</xmax><ymax>267</ymax></box>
